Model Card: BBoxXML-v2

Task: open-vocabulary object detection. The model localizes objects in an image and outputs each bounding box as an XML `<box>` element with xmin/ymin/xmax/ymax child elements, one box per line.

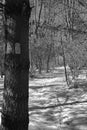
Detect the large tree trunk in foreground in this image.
<box><xmin>1</xmin><ymin>1</ymin><xmax>31</xmax><ymax>130</ymax></box>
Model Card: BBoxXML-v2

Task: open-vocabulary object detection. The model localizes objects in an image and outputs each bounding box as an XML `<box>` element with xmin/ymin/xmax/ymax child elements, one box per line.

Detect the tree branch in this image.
<box><xmin>35</xmin><ymin>0</ymin><xmax>43</xmax><ymax>36</ymax></box>
<box><xmin>42</xmin><ymin>24</ymin><xmax>87</xmax><ymax>34</ymax></box>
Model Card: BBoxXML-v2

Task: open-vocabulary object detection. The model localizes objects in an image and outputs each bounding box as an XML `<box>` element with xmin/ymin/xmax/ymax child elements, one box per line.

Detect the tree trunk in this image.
<box><xmin>39</xmin><ymin>58</ymin><xmax>42</xmax><ymax>74</ymax></box>
<box><xmin>1</xmin><ymin>1</ymin><xmax>31</xmax><ymax>130</ymax></box>
<box><xmin>46</xmin><ymin>55</ymin><xmax>50</xmax><ymax>73</ymax></box>
<box><xmin>46</xmin><ymin>44</ymin><xmax>52</xmax><ymax>73</ymax></box>
<box><xmin>61</xmin><ymin>37</ymin><xmax>69</xmax><ymax>86</ymax></box>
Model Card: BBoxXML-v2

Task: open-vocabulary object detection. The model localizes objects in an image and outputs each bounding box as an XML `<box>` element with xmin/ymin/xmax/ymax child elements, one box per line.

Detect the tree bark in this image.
<box><xmin>1</xmin><ymin>1</ymin><xmax>31</xmax><ymax>130</ymax></box>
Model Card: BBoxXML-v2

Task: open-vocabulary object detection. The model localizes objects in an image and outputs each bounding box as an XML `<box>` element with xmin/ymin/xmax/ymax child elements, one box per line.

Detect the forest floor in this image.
<box><xmin>0</xmin><ymin>68</ymin><xmax>87</xmax><ymax>129</ymax></box>
<box><xmin>29</xmin><ymin>67</ymin><xmax>87</xmax><ymax>130</ymax></box>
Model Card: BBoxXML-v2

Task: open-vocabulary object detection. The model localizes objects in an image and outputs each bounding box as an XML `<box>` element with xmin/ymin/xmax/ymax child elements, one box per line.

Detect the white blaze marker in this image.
<box><xmin>6</xmin><ymin>42</ymin><xmax>12</xmax><ymax>54</ymax></box>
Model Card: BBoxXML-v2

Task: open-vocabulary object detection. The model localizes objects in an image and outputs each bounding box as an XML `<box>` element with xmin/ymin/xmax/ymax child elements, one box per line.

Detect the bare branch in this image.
<box><xmin>42</xmin><ymin>23</ymin><xmax>87</xmax><ymax>34</ymax></box>
<box><xmin>35</xmin><ymin>0</ymin><xmax>43</xmax><ymax>36</ymax></box>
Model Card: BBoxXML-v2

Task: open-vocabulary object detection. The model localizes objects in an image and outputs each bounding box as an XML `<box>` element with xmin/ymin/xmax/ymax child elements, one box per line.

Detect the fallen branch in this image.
<box><xmin>29</xmin><ymin>100</ymin><xmax>87</xmax><ymax>111</ymax></box>
<box><xmin>29</xmin><ymin>83</ymin><xmax>60</xmax><ymax>89</ymax></box>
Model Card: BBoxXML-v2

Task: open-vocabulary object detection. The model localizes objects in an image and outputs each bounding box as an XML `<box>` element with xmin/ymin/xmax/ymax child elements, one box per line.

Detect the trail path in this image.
<box><xmin>0</xmin><ymin>69</ymin><xmax>87</xmax><ymax>129</ymax></box>
<box><xmin>29</xmin><ymin>67</ymin><xmax>87</xmax><ymax>130</ymax></box>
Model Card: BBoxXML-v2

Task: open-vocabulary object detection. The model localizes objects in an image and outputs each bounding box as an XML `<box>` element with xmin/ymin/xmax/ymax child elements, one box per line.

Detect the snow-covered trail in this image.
<box><xmin>0</xmin><ymin>67</ymin><xmax>87</xmax><ymax>129</ymax></box>
<box><xmin>29</xmin><ymin>67</ymin><xmax>87</xmax><ymax>130</ymax></box>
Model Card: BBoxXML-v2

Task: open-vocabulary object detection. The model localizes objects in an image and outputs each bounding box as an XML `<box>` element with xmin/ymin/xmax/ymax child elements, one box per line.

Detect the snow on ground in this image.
<box><xmin>0</xmin><ymin>67</ymin><xmax>87</xmax><ymax>129</ymax></box>
<box><xmin>78</xmin><ymin>74</ymin><xmax>87</xmax><ymax>80</ymax></box>
<box><xmin>29</xmin><ymin>67</ymin><xmax>87</xmax><ymax>130</ymax></box>
<box><xmin>29</xmin><ymin>76</ymin><xmax>65</xmax><ymax>87</ymax></box>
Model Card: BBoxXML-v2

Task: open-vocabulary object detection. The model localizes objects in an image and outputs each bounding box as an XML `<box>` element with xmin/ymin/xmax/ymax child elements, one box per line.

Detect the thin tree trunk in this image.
<box><xmin>46</xmin><ymin>45</ymin><xmax>52</xmax><ymax>73</ymax></box>
<box><xmin>61</xmin><ymin>37</ymin><xmax>69</xmax><ymax>86</ymax></box>
<box><xmin>39</xmin><ymin>58</ymin><xmax>42</xmax><ymax>74</ymax></box>
<box><xmin>46</xmin><ymin>55</ymin><xmax>50</xmax><ymax>73</ymax></box>
<box><xmin>1</xmin><ymin>1</ymin><xmax>31</xmax><ymax>130</ymax></box>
